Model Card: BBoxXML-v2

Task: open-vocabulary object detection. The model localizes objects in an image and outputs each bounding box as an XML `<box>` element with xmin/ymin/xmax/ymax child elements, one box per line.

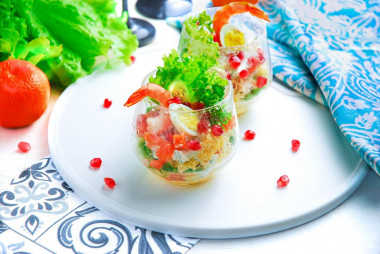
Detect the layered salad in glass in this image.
<box><xmin>126</xmin><ymin>50</ymin><xmax>238</xmax><ymax>185</ymax></box>
<box><xmin>178</xmin><ymin>2</ymin><xmax>272</xmax><ymax>114</ymax></box>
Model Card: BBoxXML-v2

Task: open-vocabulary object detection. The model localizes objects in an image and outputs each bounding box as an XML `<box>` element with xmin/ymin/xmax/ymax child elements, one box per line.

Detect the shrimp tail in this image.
<box><xmin>247</xmin><ymin>5</ymin><xmax>270</xmax><ymax>22</ymax></box>
<box><xmin>124</xmin><ymin>86</ymin><xmax>148</xmax><ymax>107</ymax></box>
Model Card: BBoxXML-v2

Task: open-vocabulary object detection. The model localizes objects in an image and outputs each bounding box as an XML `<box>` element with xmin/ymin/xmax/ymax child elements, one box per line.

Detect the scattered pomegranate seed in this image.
<box><xmin>168</xmin><ymin>97</ymin><xmax>182</xmax><ymax>105</ymax></box>
<box><xmin>104</xmin><ymin>177</ymin><xmax>116</xmax><ymax>189</ymax></box>
<box><xmin>239</xmin><ymin>69</ymin><xmax>249</xmax><ymax>79</ymax></box>
<box><xmin>197</xmin><ymin>119</ymin><xmax>210</xmax><ymax>133</ymax></box>
<box><xmin>244</xmin><ymin>130</ymin><xmax>256</xmax><ymax>140</ymax></box>
<box><xmin>229</xmin><ymin>55</ymin><xmax>241</xmax><ymax>69</ymax></box>
<box><xmin>103</xmin><ymin>98</ymin><xmax>112</xmax><ymax>108</ymax></box>
<box><xmin>277</xmin><ymin>175</ymin><xmax>289</xmax><ymax>188</ymax></box>
<box><xmin>187</xmin><ymin>140</ymin><xmax>202</xmax><ymax>151</ymax></box>
<box><xmin>130</xmin><ymin>55</ymin><xmax>136</xmax><ymax>63</ymax></box>
<box><xmin>196</xmin><ymin>21</ymin><xmax>200</xmax><ymax>26</ymax></box>
<box><xmin>237</xmin><ymin>51</ymin><xmax>244</xmax><ymax>60</ymax></box>
<box><xmin>226</xmin><ymin>73</ymin><xmax>231</xmax><ymax>80</ymax></box>
<box><xmin>292</xmin><ymin>139</ymin><xmax>301</xmax><ymax>152</ymax></box>
<box><xmin>256</xmin><ymin>76</ymin><xmax>268</xmax><ymax>88</ymax></box>
<box><xmin>90</xmin><ymin>158</ymin><xmax>102</xmax><ymax>169</ymax></box>
<box><xmin>211</xmin><ymin>125</ymin><xmax>224</xmax><ymax>136</ymax></box>
<box><xmin>18</xmin><ymin>141</ymin><xmax>31</xmax><ymax>153</ymax></box>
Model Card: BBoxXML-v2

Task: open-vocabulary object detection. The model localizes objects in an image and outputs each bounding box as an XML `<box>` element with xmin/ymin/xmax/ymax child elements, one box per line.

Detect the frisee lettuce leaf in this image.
<box><xmin>0</xmin><ymin>0</ymin><xmax>138</xmax><ymax>88</ymax></box>
<box><xmin>179</xmin><ymin>11</ymin><xmax>219</xmax><ymax>60</ymax></box>
<box><xmin>149</xmin><ymin>50</ymin><xmax>228</xmax><ymax>107</ymax></box>
<box><xmin>183</xmin><ymin>11</ymin><xmax>216</xmax><ymax>45</ymax></box>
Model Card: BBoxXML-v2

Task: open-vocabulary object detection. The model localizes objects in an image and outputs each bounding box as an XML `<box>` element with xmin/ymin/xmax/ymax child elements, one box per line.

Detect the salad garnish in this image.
<box><xmin>126</xmin><ymin>50</ymin><xmax>229</xmax><ymax>108</ymax></box>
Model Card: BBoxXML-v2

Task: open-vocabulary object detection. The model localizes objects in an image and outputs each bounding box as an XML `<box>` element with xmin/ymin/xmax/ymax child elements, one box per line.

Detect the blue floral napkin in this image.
<box><xmin>0</xmin><ymin>157</ymin><xmax>199</xmax><ymax>253</ymax></box>
<box><xmin>167</xmin><ymin>0</ymin><xmax>380</xmax><ymax>174</ymax></box>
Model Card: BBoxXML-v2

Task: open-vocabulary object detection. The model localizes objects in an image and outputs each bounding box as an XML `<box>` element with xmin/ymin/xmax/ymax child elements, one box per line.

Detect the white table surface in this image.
<box><xmin>1</xmin><ymin>0</ymin><xmax>380</xmax><ymax>253</ymax></box>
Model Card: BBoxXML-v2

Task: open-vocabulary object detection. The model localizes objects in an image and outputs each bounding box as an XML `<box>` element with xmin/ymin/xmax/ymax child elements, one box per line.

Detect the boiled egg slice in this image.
<box><xmin>220</xmin><ymin>24</ymin><xmax>247</xmax><ymax>47</ymax></box>
<box><xmin>169</xmin><ymin>103</ymin><xmax>199</xmax><ymax>136</ymax></box>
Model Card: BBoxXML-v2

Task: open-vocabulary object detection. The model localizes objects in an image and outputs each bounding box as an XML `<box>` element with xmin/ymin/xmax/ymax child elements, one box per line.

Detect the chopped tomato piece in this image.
<box><xmin>150</xmin><ymin>159</ymin><xmax>165</xmax><ymax>170</ymax></box>
<box><xmin>156</xmin><ymin>143</ymin><xmax>174</xmax><ymax>162</ymax></box>
<box><xmin>173</xmin><ymin>134</ymin><xmax>188</xmax><ymax>150</ymax></box>
<box><xmin>144</xmin><ymin>132</ymin><xmax>165</xmax><ymax>149</ymax></box>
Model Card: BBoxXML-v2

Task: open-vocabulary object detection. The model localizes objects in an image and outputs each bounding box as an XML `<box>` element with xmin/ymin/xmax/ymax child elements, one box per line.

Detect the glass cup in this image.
<box><xmin>131</xmin><ymin>69</ymin><xmax>239</xmax><ymax>185</ymax></box>
<box><xmin>178</xmin><ymin>7</ymin><xmax>272</xmax><ymax>115</ymax></box>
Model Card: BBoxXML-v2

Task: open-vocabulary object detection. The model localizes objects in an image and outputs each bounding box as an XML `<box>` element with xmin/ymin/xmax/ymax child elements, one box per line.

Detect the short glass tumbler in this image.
<box><xmin>131</xmin><ymin>69</ymin><xmax>239</xmax><ymax>185</ymax></box>
<box><xmin>178</xmin><ymin>7</ymin><xmax>272</xmax><ymax>115</ymax></box>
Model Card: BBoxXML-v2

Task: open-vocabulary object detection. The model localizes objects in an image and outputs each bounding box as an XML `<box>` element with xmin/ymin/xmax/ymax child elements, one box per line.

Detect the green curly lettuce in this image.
<box><xmin>149</xmin><ymin>50</ymin><xmax>228</xmax><ymax>107</ymax></box>
<box><xmin>179</xmin><ymin>11</ymin><xmax>219</xmax><ymax>60</ymax></box>
<box><xmin>0</xmin><ymin>0</ymin><xmax>138</xmax><ymax>88</ymax></box>
<box><xmin>183</xmin><ymin>11</ymin><xmax>215</xmax><ymax>45</ymax></box>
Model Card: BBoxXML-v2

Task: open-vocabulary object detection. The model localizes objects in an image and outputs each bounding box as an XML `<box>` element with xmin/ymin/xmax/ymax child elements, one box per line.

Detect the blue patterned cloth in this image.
<box><xmin>167</xmin><ymin>0</ymin><xmax>380</xmax><ymax>174</ymax></box>
<box><xmin>258</xmin><ymin>0</ymin><xmax>380</xmax><ymax>174</ymax></box>
<box><xmin>0</xmin><ymin>157</ymin><xmax>199</xmax><ymax>253</ymax></box>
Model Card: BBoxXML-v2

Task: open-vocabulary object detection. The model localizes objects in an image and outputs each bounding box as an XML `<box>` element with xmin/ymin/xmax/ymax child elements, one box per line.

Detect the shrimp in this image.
<box><xmin>124</xmin><ymin>83</ymin><xmax>172</xmax><ymax>108</ymax></box>
<box><xmin>213</xmin><ymin>2</ymin><xmax>270</xmax><ymax>36</ymax></box>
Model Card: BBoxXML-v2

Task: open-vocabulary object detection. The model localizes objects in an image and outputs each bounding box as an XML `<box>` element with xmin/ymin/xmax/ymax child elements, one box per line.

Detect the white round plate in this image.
<box><xmin>48</xmin><ymin>48</ymin><xmax>368</xmax><ymax>239</ymax></box>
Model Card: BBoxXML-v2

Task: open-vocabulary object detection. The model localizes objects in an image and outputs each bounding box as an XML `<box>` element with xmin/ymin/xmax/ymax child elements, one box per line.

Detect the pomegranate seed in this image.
<box><xmin>18</xmin><ymin>141</ymin><xmax>31</xmax><ymax>153</ymax></box>
<box><xmin>90</xmin><ymin>158</ymin><xmax>102</xmax><ymax>169</ymax></box>
<box><xmin>277</xmin><ymin>175</ymin><xmax>289</xmax><ymax>188</ymax></box>
<box><xmin>211</xmin><ymin>125</ymin><xmax>224</xmax><ymax>136</ymax></box>
<box><xmin>186</xmin><ymin>140</ymin><xmax>201</xmax><ymax>151</ymax></box>
<box><xmin>213</xmin><ymin>33</ymin><xmax>221</xmax><ymax>46</ymax></box>
<box><xmin>229</xmin><ymin>55</ymin><xmax>241</xmax><ymax>69</ymax></box>
<box><xmin>104</xmin><ymin>177</ymin><xmax>116</xmax><ymax>189</ymax></box>
<box><xmin>193</xmin><ymin>102</ymin><xmax>205</xmax><ymax>110</ymax></box>
<box><xmin>168</xmin><ymin>97</ymin><xmax>182</xmax><ymax>105</ymax></box>
<box><xmin>197</xmin><ymin>119</ymin><xmax>210</xmax><ymax>133</ymax></box>
<box><xmin>256</xmin><ymin>76</ymin><xmax>268</xmax><ymax>88</ymax></box>
<box><xmin>226</xmin><ymin>73</ymin><xmax>231</xmax><ymax>80</ymax></box>
<box><xmin>130</xmin><ymin>55</ymin><xmax>136</xmax><ymax>63</ymax></box>
<box><xmin>239</xmin><ymin>69</ymin><xmax>249</xmax><ymax>79</ymax></box>
<box><xmin>237</xmin><ymin>51</ymin><xmax>244</xmax><ymax>60</ymax></box>
<box><xmin>103</xmin><ymin>98</ymin><xmax>112</xmax><ymax>108</ymax></box>
<box><xmin>292</xmin><ymin>139</ymin><xmax>301</xmax><ymax>152</ymax></box>
<box><xmin>244</xmin><ymin>130</ymin><xmax>255</xmax><ymax>140</ymax></box>
<box><xmin>196</xmin><ymin>21</ymin><xmax>200</xmax><ymax>26</ymax></box>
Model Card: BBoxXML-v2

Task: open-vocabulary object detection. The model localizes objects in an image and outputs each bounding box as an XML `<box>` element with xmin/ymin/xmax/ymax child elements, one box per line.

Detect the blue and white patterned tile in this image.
<box><xmin>0</xmin><ymin>157</ymin><xmax>84</xmax><ymax>240</ymax></box>
<box><xmin>36</xmin><ymin>202</ymin><xmax>198</xmax><ymax>254</ymax></box>
<box><xmin>0</xmin><ymin>221</ymin><xmax>53</xmax><ymax>254</ymax></box>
